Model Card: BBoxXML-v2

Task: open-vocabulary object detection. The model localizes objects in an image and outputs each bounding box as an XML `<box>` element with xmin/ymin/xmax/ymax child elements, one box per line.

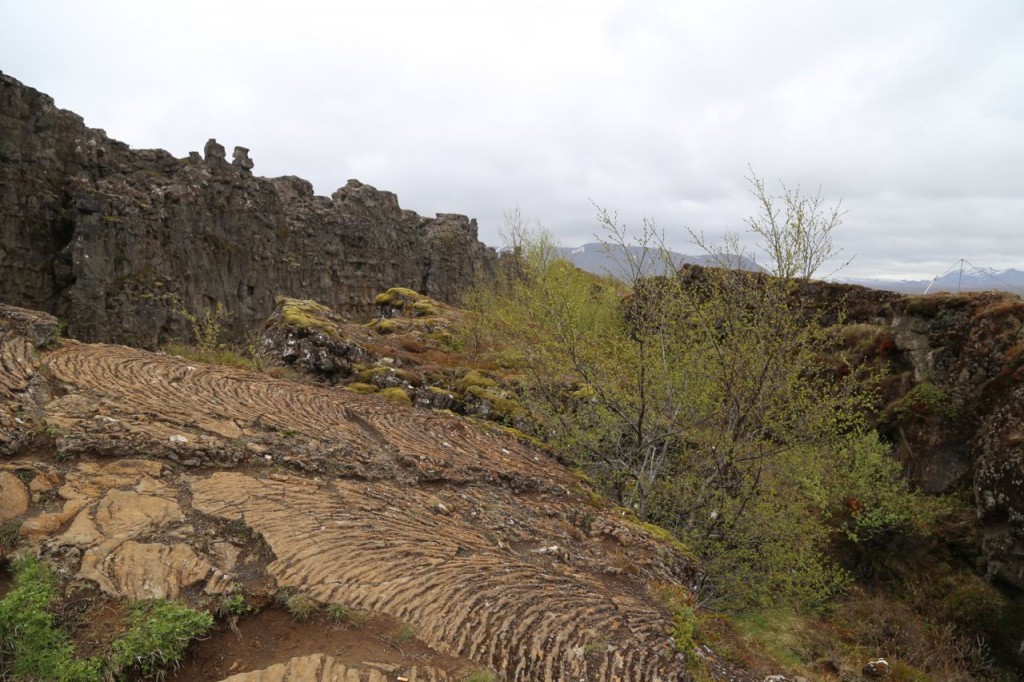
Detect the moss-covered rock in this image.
<box><xmin>373</xmin><ymin>319</ymin><xmax>399</xmax><ymax>334</ymax></box>
<box><xmin>276</xmin><ymin>297</ymin><xmax>341</xmax><ymax>339</ymax></box>
<box><xmin>455</xmin><ymin>370</ymin><xmax>497</xmax><ymax>393</ymax></box>
<box><xmin>463</xmin><ymin>385</ymin><xmax>526</xmax><ymax>420</ymax></box>
<box><xmin>412</xmin><ymin>300</ymin><xmax>440</xmax><ymax>317</ymax></box>
<box><xmin>380</xmin><ymin>387</ymin><xmax>412</xmax><ymax>406</ymax></box>
<box><xmin>346</xmin><ymin>382</ymin><xmax>379</xmax><ymax>394</ymax></box>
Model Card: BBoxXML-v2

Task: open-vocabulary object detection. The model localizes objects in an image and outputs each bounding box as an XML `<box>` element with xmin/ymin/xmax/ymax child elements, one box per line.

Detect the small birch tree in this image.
<box><xmin>745</xmin><ymin>167</ymin><xmax>851</xmax><ymax>280</ymax></box>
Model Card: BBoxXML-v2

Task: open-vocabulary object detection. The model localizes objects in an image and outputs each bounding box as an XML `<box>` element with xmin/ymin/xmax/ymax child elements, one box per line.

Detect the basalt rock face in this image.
<box><xmin>884</xmin><ymin>292</ymin><xmax>1024</xmax><ymax>591</ymax></box>
<box><xmin>0</xmin><ymin>72</ymin><xmax>495</xmax><ymax>347</ymax></box>
<box><xmin>642</xmin><ymin>267</ymin><xmax>1024</xmax><ymax>599</ymax></box>
<box><xmin>823</xmin><ymin>286</ymin><xmax>1024</xmax><ymax>594</ymax></box>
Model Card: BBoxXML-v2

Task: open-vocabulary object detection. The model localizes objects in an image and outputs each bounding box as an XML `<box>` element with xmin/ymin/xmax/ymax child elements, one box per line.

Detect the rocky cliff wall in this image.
<box><xmin>885</xmin><ymin>292</ymin><xmax>1024</xmax><ymax>591</ymax></box>
<box><xmin>0</xmin><ymin>71</ymin><xmax>495</xmax><ymax>346</ymax></box>
<box><xmin>817</xmin><ymin>283</ymin><xmax>1024</xmax><ymax>593</ymax></box>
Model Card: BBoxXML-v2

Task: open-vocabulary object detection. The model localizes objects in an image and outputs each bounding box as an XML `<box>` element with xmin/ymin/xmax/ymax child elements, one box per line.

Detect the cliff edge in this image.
<box><xmin>0</xmin><ymin>71</ymin><xmax>495</xmax><ymax>346</ymax></box>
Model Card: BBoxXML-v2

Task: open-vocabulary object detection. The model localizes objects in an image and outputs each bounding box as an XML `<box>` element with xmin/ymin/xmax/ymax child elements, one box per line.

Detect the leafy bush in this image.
<box><xmin>0</xmin><ymin>556</ymin><xmax>102</xmax><ymax>681</ymax></box>
<box><xmin>214</xmin><ymin>592</ymin><xmax>249</xmax><ymax>618</ymax></box>
<box><xmin>884</xmin><ymin>382</ymin><xmax>957</xmax><ymax>423</ymax></box>
<box><xmin>464</xmin><ymin>217</ymin><xmax>910</xmax><ymax>611</ymax></box>
<box><xmin>108</xmin><ymin>599</ymin><xmax>213</xmax><ymax>677</ymax></box>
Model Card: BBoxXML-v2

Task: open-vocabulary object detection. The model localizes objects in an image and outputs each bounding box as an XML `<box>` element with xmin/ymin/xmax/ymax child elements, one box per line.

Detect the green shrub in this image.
<box><xmin>884</xmin><ymin>382</ymin><xmax>957</xmax><ymax>423</ymax></box>
<box><xmin>108</xmin><ymin>599</ymin><xmax>213</xmax><ymax>677</ymax></box>
<box><xmin>214</xmin><ymin>592</ymin><xmax>249</xmax><ymax>618</ymax></box>
<box><xmin>283</xmin><ymin>593</ymin><xmax>319</xmax><ymax>622</ymax></box>
<box><xmin>163</xmin><ymin>343</ymin><xmax>259</xmax><ymax>371</ymax></box>
<box><xmin>326</xmin><ymin>604</ymin><xmax>350</xmax><ymax>624</ymax></box>
<box><xmin>0</xmin><ymin>556</ymin><xmax>102</xmax><ymax>681</ymax></box>
<box><xmin>326</xmin><ymin>604</ymin><xmax>368</xmax><ymax>627</ymax></box>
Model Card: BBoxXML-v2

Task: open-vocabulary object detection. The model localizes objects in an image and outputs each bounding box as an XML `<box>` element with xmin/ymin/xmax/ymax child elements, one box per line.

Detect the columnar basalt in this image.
<box><xmin>0</xmin><ymin>71</ymin><xmax>494</xmax><ymax>346</ymax></box>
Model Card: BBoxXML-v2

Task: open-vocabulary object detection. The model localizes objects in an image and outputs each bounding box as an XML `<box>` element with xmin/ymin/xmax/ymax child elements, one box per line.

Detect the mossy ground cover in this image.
<box><xmin>277</xmin><ymin>297</ymin><xmax>342</xmax><ymax>339</ymax></box>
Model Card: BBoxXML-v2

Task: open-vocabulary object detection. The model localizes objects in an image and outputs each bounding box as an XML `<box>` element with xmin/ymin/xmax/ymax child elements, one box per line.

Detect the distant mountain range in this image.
<box><xmin>556</xmin><ymin>244</ymin><xmax>1024</xmax><ymax>297</ymax></box>
<box><xmin>553</xmin><ymin>243</ymin><xmax>761</xmax><ymax>280</ymax></box>
<box><xmin>838</xmin><ymin>267</ymin><xmax>1024</xmax><ymax>296</ymax></box>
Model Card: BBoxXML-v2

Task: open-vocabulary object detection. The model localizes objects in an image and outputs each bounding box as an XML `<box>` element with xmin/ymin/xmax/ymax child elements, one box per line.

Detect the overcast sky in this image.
<box><xmin>3</xmin><ymin>0</ymin><xmax>1022</xmax><ymax>279</ymax></box>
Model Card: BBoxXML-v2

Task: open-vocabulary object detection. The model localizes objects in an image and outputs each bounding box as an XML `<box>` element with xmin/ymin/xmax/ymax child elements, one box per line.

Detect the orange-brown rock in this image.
<box><xmin>0</xmin><ymin>470</ymin><xmax>29</xmax><ymax>522</ymax></box>
<box><xmin>217</xmin><ymin>655</ymin><xmax>451</xmax><ymax>682</ymax></box>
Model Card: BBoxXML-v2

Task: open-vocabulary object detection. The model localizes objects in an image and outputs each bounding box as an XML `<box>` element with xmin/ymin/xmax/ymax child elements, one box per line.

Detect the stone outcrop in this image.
<box><xmin>860</xmin><ymin>290</ymin><xmax>1024</xmax><ymax>592</ymax></box>
<box><xmin>0</xmin><ymin>71</ymin><xmax>495</xmax><ymax>347</ymax></box>
<box><xmin>0</xmin><ymin>311</ymin><xmax>731</xmax><ymax>680</ymax></box>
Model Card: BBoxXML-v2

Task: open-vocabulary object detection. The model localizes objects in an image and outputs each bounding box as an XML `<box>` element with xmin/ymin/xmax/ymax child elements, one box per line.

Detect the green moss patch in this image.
<box><xmin>412</xmin><ymin>300</ymin><xmax>440</xmax><ymax>317</ymax></box>
<box><xmin>346</xmin><ymin>382</ymin><xmax>379</xmax><ymax>394</ymax></box>
<box><xmin>373</xmin><ymin>319</ymin><xmax>399</xmax><ymax>334</ymax></box>
<box><xmin>375</xmin><ymin>287</ymin><xmax>424</xmax><ymax>309</ymax></box>
<box><xmin>456</xmin><ymin>370</ymin><xmax>497</xmax><ymax>393</ymax></box>
<box><xmin>277</xmin><ymin>297</ymin><xmax>341</xmax><ymax>339</ymax></box>
<box><xmin>464</xmin><ymin>385</ymin><xmax>526</xmax><ymax>419</ymax></box>
<box><xmin>380</xmin><ymin>387</ymin><xmax>413</xmax><ymax>406</ymax></box>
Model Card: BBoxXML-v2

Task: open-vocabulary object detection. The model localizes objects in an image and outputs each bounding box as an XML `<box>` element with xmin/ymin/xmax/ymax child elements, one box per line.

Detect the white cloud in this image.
<box><xmin>2</xmin><ymin>0</ymin><xmax>1022</xmax><ymax>279</ymax></box>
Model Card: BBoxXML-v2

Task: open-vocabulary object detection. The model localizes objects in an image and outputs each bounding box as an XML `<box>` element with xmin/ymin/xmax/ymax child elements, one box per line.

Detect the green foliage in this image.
<box><xmin>166</xmin><ymin>301</ymin><xmax>270</xmax><ymax>371</ymax></box>
<box><xmin>672</xmin><ymin>604</ymin><xmax>698</xmax><ymax>655</ymax></box>
<box><xmin>108</xmin><ymin>599</ymin><xmax>213</xmax><ymax>677</ymax></box>
<box><xmin>180</xmin><ymin>302</ymin><xmax>232</xmax><ymax>352</ymax></box>
<box><xmin>396</xmin><ymin>623</ymin><xmax>416</xmax><ymax>642</ymax></box>
<box><xmin>829</xmin><ymin>431</ymin><xmax>925</xmax><ymax>542</ymax></box>
<box><xmin>465</xmin><ymin>213</ymin><xmax>910</xmax><ymax>611</ymax></box>
<box><xmin>884</xmin><ymin>382</ymin><xmax>957</xmax><ymax>423</ymax></box>
<box><xmin>214</xmin><ymin>592</ymin><xmax>249</xmax><ymax>618</ymax></box>
<box><xmin>741</xmin><ymin>166</ymin><xmax>849</xmax><ymax>280</ymax></box>
<box><xmin>326</xmin><ymin>604</ymin><xmax>350</xmax><ymax>624</ymax></box>
<box><xmin>1</xmin><ymin>559</ymin><xmax>213</xmax><ymax>681</ymax></box>
<box><xmin>282</xmin><ymin>592</ymin><xmax>319</xmax><ymax>622</ymax></box>
<box><xmin>0</xmin><ymin>556</ymin><xmax>102</xmax><ymax>681</ymax></box>
<box><xmin>328</xmin><ymin>604</ymin><xmax>368</xmax><ymax>627</ymax></box>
